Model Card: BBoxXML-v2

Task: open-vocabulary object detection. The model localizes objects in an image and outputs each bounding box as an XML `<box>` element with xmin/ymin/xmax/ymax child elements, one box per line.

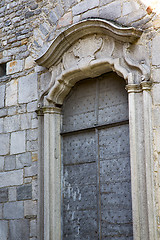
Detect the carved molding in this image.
<box><xmin>126</xmin><ymin>81</ymin><xmax>152</xmax><ymax>93</ymax></box>
<box><xmin>35</xmin><ymin>19</ymin><xmax>150</xmax><ymax>106</ymax></box>
<box><xmin>123</xmin><ymin>43</ymin><xmax>151</xmax><ymax>82</ymax></box>
<box><xmin>36</xmin><ymin>19</ymin><xmax>142</xmax><ymax>68</ymax></box>
<box><xmin>37</xmin><ymin>106</ymin><xmax>61</xmax><ymax>115</ymax></box>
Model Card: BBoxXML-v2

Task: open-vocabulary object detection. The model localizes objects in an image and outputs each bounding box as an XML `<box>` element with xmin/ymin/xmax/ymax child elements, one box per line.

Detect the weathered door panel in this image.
<box><xmin>63</xmin><ymin>131</ymin><xmax>98</xmax><ymax>239</ymax></box>
<box><xmin>63</xmin><ymin>131</ymin><xmax>96</xmax><ymax>165</ymax></box>
<box><xmin>99</xmin><ymin>125</ymin><xmax>130</xmax><ymax>160</ymax></box>
<box><xmin>62</xmin><ymin>72</ymin><xmax>133</xmax><ymax>239</ymax></box>
<box><xmin>98</xmin><ymin>73</ymin><xmax>128</xmax><ymax>126</ymax></box>
<box><xmin>63</xmin><ymin>210</ymin><xmax>98</xmax><ymax>240</ymax></box>
<box><xmin>62</xmin><ymin>79</ymin><xmax>97</xmax><ymax>133</ymax></box>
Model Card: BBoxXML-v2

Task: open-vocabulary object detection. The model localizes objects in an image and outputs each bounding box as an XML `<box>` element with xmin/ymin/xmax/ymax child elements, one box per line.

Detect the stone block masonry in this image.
<box><xmin>99</xmin><ymin>1</ymin><xmax>122</xmax><ymax>20</ymax></box>
<box><xmin>4</xmin><ymin>155</ymin><xmax>16</xmax><ymax>171</ymax></box>
<box><xmin>4</xmin><ymin>201</ymin><xmax>24</xmax><ymax>219</ymax></box>
<box><xmin>17</xmin><ymin>184</ymin><xmax>32</xmax><ymax>201</ymax></box>
<box><xmin>9</xmin><ymin>219</ymin><xmax>29</xmax><ymax>240</ymax></box>
<box><xmin>0</xmin><ymin>156</ymin><xmax>4</xmax><ymax>171</ymax></box>
<box><xmin>0</xmin><ymin>0</ymin><xmax>159</xmax><ymax>239</ymax></box>
<box><xmin>10</xmin><ymin>131</ymin><xmax>25</xmax><ymax>154</ymax></box>
<box><xmin>0</xmin><ymin>188</ymin><xmax>8</xmax><ymax>203</ymax></box>
<box><xmin>0</xmin><ymin>134</ymin><xmax>9</xmax><ymax>155</ymax></box>
<box><xmin>0</xmin><ymin>221</ymin><xmax>8</xmax><ymax>240</ymax></box>
<box><xmin>72</xmin><ymin>0</ymin><xmax>99</xmax><ymax>15</ymax></box>
<box><xmin>0</xmin><ymin>85</ymin><xmax>5</xmax><ymax>108</ymax></box>
<box><xmin>0</xmin><ymin>170</ymin><xmax>23</xmax><ymax>188</ymax></box>
<box><xmin>24</xmin><ymin>200</ymin><xmax>37</xmax><ymax>218</ymax></box>
<box><xmin>6</xmin><ymin>60</ymin><xmax>24</xmax><ymax>75</ymax></box>
<box><xmin>6</xmin><ymin>80</ymin><xmax>18</xmax><ymax>107</ymax></box>
<box><xmin>18</xmin><ymin>73</ymin><xmax>38</xmax><ymax>104</ymax></box>
<box><xmin>16</xmin><ymin>152</ymin><xmax>32</xmax><ymax>169</ymax></box>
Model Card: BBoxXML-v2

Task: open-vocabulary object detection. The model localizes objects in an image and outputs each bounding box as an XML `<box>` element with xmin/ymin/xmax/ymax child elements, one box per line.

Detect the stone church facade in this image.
<box><xmin>0</xmin><ymin>0</ymin><xmax>160</xmax><ymax>239</ymax></box>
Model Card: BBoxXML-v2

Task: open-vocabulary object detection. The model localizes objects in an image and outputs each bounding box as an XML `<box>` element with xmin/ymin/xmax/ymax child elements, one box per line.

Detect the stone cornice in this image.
<box><xmin>141</xmin><ymin>81</ymin><xmax>152</xmax><ymax>91</ymax></box>
<box><xmin>36</xmin><ymin>106</ymin><xmax>61</xmax><ymax>115</ymax></box>
<box><xmin>126</xmin><ymin>81</ymin><xmax>152</xmax><ymax>93</ymax></box>
<box><xmin>126</xmin><ymin>84</ymin><xmax>142</xmax><ymax>93</ymax></box>
<box><xmin>36</xmin><ymin>19</ymin><xmax>142</xmax><ymax>68</ymax></box>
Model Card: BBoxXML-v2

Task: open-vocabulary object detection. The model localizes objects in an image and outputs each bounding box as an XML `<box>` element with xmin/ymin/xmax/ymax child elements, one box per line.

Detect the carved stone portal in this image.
<box><xmin>36</xmin><ymin>19</ymin><xmax>156</xmax><ymax>240</ymax></box>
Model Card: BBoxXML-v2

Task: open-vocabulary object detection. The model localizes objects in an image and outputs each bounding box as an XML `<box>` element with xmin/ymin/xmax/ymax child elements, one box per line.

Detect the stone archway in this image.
<box><xmin>36</xmin><ymin>19</ymin><xmax>156</xmax><ymax>240</ymax></box>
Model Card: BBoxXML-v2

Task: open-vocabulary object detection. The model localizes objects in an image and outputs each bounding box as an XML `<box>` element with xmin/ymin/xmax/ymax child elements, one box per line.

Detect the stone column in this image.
<box><xmin>37</xmin><ymin>105</ymin><xmax>61</xmax><ymax>240</ymax></box>
<box><xmin>37</xmin><ymin>109</ymin><xmax>44</xmax><ymax>240</ymax></box>
<box><xmin>127</xmin><ymin>84</ymin><xmax>149</xmax><ymax>240</ymax></box>
<box><xmin>141</xmin><ymin>82</ymin><xmax>157</xmax><ymax>240</ymax></box>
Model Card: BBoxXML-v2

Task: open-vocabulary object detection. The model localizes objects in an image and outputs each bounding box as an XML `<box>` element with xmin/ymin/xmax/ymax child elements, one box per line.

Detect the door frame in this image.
<box><xmin>61</xmin><ymin>73</ymin><xmax>133</xmax><ymax>239</ymax></box>
<box><xmin>36</xmin><ymin>19</ymin><xmax>157</xmax><ymax>240</ymax></box>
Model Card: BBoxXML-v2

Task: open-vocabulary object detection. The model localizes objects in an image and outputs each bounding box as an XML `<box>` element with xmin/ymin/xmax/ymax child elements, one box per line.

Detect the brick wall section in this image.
<box><xmin>0</xmin><ymin>0</ymin><xmax>160</xmax><ymax>239</ymax></box>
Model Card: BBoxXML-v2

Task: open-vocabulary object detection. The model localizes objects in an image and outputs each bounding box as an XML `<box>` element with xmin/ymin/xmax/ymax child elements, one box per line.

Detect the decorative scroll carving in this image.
<box><xmin>35</xmin><ymin>19</ymin><xmax>150</xmax><ymax>106</ymax></box>
<box><xmin>44</xmin><ymin>38</ymin><xmax>150</xmax><ymax>105</ymax></box>
<box><xmin>73</xmin><ymin>35</ymin><xmax>103</xmax><ymax>65</ymax></box>
<box><xmin>96</xmin><ymin>36</ymin><xmax>115</xmax><ymax>59</ymax></box>
<box><xmin>62</xmin><ymin>50</ymin><xmax>77</xmax><ymax>70</ymax></box>
<box><xmin>123</xmin><ymin>43</ymin><xmax>151</xmax><ymax>82</ymax></box>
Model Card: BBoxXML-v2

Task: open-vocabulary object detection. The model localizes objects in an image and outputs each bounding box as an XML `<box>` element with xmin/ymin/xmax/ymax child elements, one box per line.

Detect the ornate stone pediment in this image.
<box><xmin>36</xmin><ymin>19</ymin><xmax>150</xmax><ymax>106</ymax></box>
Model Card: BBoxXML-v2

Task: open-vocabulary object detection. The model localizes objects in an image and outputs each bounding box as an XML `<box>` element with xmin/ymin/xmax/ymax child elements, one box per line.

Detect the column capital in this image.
<box><xmin>126</xmin><ymin>84</ymin><xmax>142</xmax><ymax>93</ymax></box>
<box><xmin>36</xmin><ymin>106</ymin><xmax>61</xmax><ymax>116</ymax></box>
<box><xmin>141</xmin><ymin>81</ymin><xmax>152</xmax><ymax>91</ymax></box>
<box><xmin>126</xmin><ymin>81</ymin><xmax>152</xmax><ymax>93</ymax></box>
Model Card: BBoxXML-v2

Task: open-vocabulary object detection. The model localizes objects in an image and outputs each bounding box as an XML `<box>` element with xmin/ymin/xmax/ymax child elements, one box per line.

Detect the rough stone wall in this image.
<box><xmin>0</xmin><ymin>0</ymin><xmax>160</xmax><ymax>239</ymax></box>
